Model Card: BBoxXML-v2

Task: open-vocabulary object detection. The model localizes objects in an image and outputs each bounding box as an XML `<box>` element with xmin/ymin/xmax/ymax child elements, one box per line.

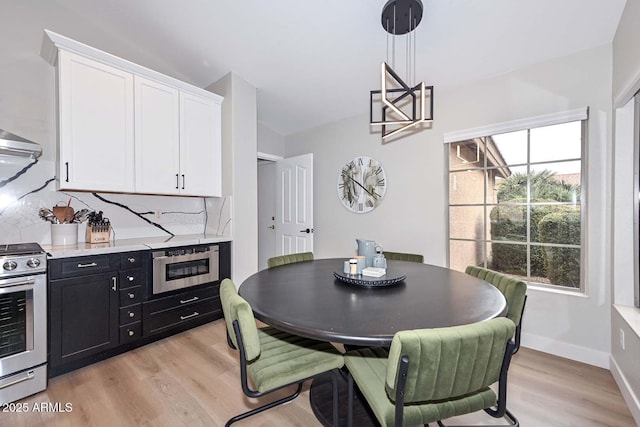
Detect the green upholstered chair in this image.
<box><xmin>465</xmin><ymin>266</ymin><xmax>528</xmax><ymax>353</ymax></box>
<box><xmin>266</xmin><ymin>251</ymin><xmax>314</xmax><ymax>268</ymax></box>
<box><xmin>383</xmin><ymin>251</ymin><xmax>424</xmax><ymax>263</ymax></box>
<box><xmin>219</xmin><ymin>279</ymin><xmax>344</xmax><ymax>426</ymax></box>
<box><xmin>345</xmin><ymin>318</ymin><xmax>518</xmax><ymax>427</ymax></box>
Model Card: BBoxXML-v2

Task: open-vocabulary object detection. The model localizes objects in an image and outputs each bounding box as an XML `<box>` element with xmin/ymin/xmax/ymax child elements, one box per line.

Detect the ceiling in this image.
<box><xmin>1</xmin><ymin>0</ymin><xmax>627</xmax><ymax>136</ymax></box>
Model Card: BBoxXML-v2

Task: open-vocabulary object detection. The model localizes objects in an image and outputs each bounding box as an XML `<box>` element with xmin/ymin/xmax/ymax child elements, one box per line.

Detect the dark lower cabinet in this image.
<box><xmin>48</xmin><ymin>243</ymin><xmax>230</xmax><ymax>377</ymax></box>
<box><xmin>49</xmin><ymin>271</ymin><xmax>119</xmax><ymax>366</ymax></box>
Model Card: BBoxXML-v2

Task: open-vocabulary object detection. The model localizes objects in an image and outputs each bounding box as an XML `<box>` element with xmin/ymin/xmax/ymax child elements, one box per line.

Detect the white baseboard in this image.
<box><xmin>610</xmin><ymin>355</ymin><xmax>640</xmax><ymax>426</ymax></box>
<box><xmin>521</xmin><ymin>333</ymin><xmax>610</xmax><ymax>368</ymax></box>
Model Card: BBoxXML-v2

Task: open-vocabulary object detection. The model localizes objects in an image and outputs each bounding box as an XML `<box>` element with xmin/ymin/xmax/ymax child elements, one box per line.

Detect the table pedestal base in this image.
<box><xmin>309</xmin><ymin>371</ymin><xmax>378</xmax><ymax>427</ymax></box>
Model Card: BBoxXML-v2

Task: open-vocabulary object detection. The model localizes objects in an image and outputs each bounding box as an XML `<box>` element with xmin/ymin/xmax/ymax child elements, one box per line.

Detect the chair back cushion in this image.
<box><xmin>267</xmin><ymin>252</ymin><xmax>314</xmax><ymax>268</ymax></box>
<box><xmin>219</xmin><ymin>279</ymin><xmax>261</xmax><ymax>361</ymax></box>
<box><xmin>383</xmin><ymin>251</ymin><xmax>424</xmax><ymax>263</ymax></box>
<box><xmin>385</xmin><ymin>317</ymin><xmax>515</xmax><ymax>403</ymax></box>
<box><xmin>465</xmin><ymin>266</ymin><xmax>527</xmax><ymax>325</ymax></box>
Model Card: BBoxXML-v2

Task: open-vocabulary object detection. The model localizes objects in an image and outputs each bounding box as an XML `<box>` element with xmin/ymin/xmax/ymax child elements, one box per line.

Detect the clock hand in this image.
<box><xmin>342</xmin><ymin>172</ymin><xmax>379</xmax><ymax>198</ymax></box>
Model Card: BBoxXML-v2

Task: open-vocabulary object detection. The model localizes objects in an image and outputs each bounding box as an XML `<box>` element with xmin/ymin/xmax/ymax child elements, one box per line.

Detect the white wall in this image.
<box><xmin>257</xmin><ymin>122</ymin><xmax>284</xmax><ymax>158</ymax></box>
<box><xmin>613</xmin><ymin>0</ymin><xmax>640</xmax><ymax>105</ymax></box>
<box><xmin>207</xmin><ymin>73</ymin><xmax>258</xmax><ymax>285</ymax></box>
<box><xmin>285</xmin><ymin>44</ymin><xmax>613</xmax><ymax>367</ymax></box>
<box><xmin>611</xmin><ymin>0</ymin><xmax>640</xmax><ymax>422</ymax></box>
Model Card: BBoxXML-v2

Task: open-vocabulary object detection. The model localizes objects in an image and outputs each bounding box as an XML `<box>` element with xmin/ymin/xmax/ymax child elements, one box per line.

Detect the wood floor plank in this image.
<box><xmin>3</xmin><ymin>320</ymin><xmax>636</xmax><ymax>427</ymax></box>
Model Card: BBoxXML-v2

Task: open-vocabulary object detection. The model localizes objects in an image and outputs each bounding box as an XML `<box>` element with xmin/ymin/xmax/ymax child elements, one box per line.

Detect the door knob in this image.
<box><xmin>299</xmin><ymin>228</ymin><xmax>313</xmax><ymax>234</ymax></box>
<box><xmin>267</xmin><ymin>225</ymin><xmax>275</xmax><ymax>230</ymax></box>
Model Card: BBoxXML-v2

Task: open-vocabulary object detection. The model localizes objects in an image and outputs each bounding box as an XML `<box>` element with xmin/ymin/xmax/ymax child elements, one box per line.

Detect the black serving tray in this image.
<box><xmin>333</xmin><ymin>269</ymin><xmax>406</xmax><ymax>287</ymax></box>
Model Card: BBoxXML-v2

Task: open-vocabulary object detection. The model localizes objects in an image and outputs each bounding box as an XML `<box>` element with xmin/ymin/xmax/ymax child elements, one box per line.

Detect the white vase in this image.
<box><xmin>51</xmin><ymin>223</ymin><xmax>78</xmax><ymax>246</ymax></box>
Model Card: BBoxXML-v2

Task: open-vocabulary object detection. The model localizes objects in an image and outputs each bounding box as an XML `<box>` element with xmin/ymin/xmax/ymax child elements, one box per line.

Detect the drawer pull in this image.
<box><xmin>127</xmin><ymin>257</ymin><xmax>136</xmax><ymax>263</ymax></box>
<box><xmin>180</xmin><ymin>296</ymin><xmax>199</xmax><ymax>304</ymax></box>
<box><xmin>180</xmin><ymin>312</ymin><xmax>199</xmax><ymax>320</ymax></box>
<box><xmin>127</xmin><ymin>276</ymin><xmax>134</xmax><ymax>282</ymax></box>
<box><xmin>111</xmin><ymin>277</ymin><xmax>117</xmax><ymax>291</ymax></box>
<box><xmin>128</xmin><ymin>293</ymin><xmax>135</xmax><ymax>299</ymax></box>
<box><xmin>128</xmin><ymin>311</ymin><xmax>135</xmax><ymax>318</ymax></box>
<box><xmin>128</xmin><ymin>330</ymin><xmax>135</xmax><ymax>337</ymax></box>
<box><xmin>77</xmin><ymin>262</ymin><xmax>98</xmax><ymax>268</ymax></box>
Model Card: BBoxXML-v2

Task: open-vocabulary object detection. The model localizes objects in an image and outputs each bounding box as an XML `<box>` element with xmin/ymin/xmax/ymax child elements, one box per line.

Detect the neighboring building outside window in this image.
<box><xmin>447</xmin><ymin>117</ymin><xmax>585</xmax><ymax>291</ymax></box>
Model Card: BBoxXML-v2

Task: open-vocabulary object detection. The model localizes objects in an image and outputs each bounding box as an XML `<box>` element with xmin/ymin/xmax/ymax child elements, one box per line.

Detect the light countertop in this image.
<box><xmin>43</xmin><ymin>234</ymin><xmax>232</xmax><ymax>258</ymax></box>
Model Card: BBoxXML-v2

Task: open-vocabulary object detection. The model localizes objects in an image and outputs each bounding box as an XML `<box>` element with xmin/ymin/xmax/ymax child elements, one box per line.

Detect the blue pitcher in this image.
<box><xmin>356</xmin><ymin>239</ymin><xmax>378</xmax><ymax>267</ymax></box>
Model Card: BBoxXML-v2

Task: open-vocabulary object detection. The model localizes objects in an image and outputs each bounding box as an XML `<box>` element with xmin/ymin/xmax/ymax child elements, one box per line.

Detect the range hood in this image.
<box><xmin>0</xmin><ymin>130</ymin><xmax>42</xmax><ymax>159</ymax></box>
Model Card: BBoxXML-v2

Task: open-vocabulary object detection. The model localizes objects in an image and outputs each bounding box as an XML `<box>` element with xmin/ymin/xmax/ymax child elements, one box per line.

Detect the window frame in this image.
<box><xmin>445</xmin><ymin>110</ymin><xmax>588</xmax><ymax>293</ymax></box>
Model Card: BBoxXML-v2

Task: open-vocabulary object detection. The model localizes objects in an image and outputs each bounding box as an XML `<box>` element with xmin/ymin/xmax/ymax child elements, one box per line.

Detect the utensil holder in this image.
<box><xmin>51</xmin><ymin>223</ymin><xmax>79</xmax><ymax>246</ymax></box>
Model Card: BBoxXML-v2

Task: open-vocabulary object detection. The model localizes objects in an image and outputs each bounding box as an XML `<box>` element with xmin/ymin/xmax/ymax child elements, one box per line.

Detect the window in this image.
<box><xmin>447</xmin><ymin>113</ymin><xmax>586</xmax><ymax>291</ymax></box>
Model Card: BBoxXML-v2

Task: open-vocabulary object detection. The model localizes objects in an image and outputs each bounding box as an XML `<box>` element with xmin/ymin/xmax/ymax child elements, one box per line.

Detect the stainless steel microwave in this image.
<box><xmin>152</xmin><ymin>244</ymin><xmax>219</xmax><ymax>295</ymax></box>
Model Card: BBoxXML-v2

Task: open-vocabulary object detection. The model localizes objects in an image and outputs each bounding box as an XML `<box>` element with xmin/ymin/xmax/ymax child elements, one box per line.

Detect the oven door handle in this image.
<box><xmin>0</xmin><ymin>276</ymin><xmax>35</xmax><ymax>291</ymax></box>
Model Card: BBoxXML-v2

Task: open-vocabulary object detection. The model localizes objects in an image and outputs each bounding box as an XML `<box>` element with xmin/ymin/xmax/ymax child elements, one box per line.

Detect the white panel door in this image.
<box><xmin>275</xmin><ymin>154</ymin><xmax>313</xmax><ymax>256</ymax></box>
<box><xmin>134</xmin><ymin>76</ymin><xmax>180</xmax><ymax>194</ymax></box>
<box><xmin>58</xmin><ymin>50</ymin><xmax>134</xmax><ymax>192</ymax></box>
<box><xmin>179</xmin><ymin>92</ymin><xmax>222</xmax><ymax>197</ymax></box>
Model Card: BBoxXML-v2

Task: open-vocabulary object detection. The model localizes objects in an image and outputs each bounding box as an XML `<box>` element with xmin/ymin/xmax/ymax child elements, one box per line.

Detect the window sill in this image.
<box><xmin>528</xmin><ymin>283</ymin><xmax>587</xmax><ymax>297</ymax></box>
<box><xmin>614</xmin><ymin>304</ymin><xmax>640</xmax><ymax>339</ymax></box>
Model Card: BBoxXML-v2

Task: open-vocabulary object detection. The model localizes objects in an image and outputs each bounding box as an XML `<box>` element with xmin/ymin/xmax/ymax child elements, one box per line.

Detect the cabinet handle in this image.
<box><xmin>181</xmin><ymin>174</ymin><xmax>185</xmax><ymax>190</ymax></box>
<box><xmin>128</xmin><ymin>330</ymin><xmax>135</xmax><ymax>337</ymax></box>
<box><xmin>111</xmin><ymin>277</ymin><xmax>117</xmax><ymax>291</ymax></box>
<box><xmin>65</xmin><ymin>162</ymin><xmax>69</xmax><ymax>182</ymax></box>
<box><xmin>128</xmin><ymin>293</ymin><xmax>135</xmax><ymax>299</ymax></box>
<box><xmin>176</xmin><ymin>173</ymin><xmax>179</xmax><ymax>189</ymax></box>
<box><xmin>128</xmin><ymin>311</ymin><xmax>135</xmax><ymax>318</ymax></box>
<box><xmin>180</xmin><ymin>296</ymin><xmax>199</xmax><ymax>304</ymax></box>
<box><xmin>77</xmin><ymin>262</ymin><xmax>98</xmax><ymax>268</ymax></box>
<box><xmin>127</xmin><ymin>257</ymin><xmax>136</xmax><ymax>263</ymax></box>
<box><xmin>180</xmin><ymin>312</ymin><xmax>199</xmax><ymax>320</ymax></box>
<box><xmin>127</xmin><ymin>276</ymin><xmax>134</xmax><ymax>282</ymax></box>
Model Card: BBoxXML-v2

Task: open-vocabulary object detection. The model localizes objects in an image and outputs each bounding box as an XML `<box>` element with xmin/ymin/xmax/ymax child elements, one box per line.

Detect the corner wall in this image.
<box><xmin>611</xmin><ymin>0</ymin><xmax>640</xmax><ymax>422</ymax></box>
<box><xmin>207</xmin><ymin>73</ymin><xmax>258</xmax><ymax>285</ymax></box>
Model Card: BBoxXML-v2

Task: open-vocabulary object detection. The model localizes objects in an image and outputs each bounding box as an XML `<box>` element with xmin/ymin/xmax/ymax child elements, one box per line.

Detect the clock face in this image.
<box><xmin>337</xmin><ymin>156</ymin><xmax>386</xmax><ymax>213</ymax></box>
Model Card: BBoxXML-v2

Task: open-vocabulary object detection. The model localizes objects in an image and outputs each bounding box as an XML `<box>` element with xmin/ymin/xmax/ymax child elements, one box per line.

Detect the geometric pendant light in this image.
<box><xmin>370</xmin><ymin>0</ymin><xmax>434</xmax><ymax>140</ymax></box>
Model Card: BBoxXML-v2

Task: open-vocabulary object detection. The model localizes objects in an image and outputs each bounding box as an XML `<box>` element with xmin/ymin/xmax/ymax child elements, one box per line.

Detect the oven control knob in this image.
<box><xmin>3</xmin><ymin>261</ymin><xmax>17</xmax><ymax>271</ymax></box>
<box><xmin>27</xmin><ymin>258</ymin><xmax>41</xmax><ymax>268</ymax></box>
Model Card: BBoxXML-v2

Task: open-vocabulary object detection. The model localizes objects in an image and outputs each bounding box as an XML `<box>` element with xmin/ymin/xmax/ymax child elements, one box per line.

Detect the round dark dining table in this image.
<box><xmin>238</xmin><ymin>258</ymin><xmax>508</xmax><ymax>427</ymax></box>
<box><xmin>239</xmin><ymin>258</ymin><xmax>507</xmax><ymax>347</ymax></box>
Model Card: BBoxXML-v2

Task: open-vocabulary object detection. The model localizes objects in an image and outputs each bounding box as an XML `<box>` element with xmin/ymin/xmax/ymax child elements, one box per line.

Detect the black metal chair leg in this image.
<box><xmin>225</xmin><ymin>383</ymin><xmax>303</xmax><ymax>427</ymax></box>
<box><xmin>226</xmin><ymin>329</ymin><xmax>236</xmax><ymax>350</ymax></box>
<box><xmin>347</xmin><ymin>373</ymin><xmax>354</xmax><ymax>427</ymax></box>
<box><xmin>332</xmin><ymin>370</ymin><xmax>339</xmax><ymax>427</ymax></box>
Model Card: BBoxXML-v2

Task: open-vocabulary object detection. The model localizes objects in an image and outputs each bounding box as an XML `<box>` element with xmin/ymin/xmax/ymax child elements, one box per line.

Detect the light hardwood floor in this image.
<box><xmin>3</xmin><ymin>319</ymin><xmax>636</xmax><ymax>427</ymax></box>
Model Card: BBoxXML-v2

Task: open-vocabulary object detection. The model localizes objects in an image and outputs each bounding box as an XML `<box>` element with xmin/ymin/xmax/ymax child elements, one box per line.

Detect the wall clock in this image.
<box><xmin>337</xmin><ymin>156</ymin><xmax>386</xmax><ymax>213</ymax></box>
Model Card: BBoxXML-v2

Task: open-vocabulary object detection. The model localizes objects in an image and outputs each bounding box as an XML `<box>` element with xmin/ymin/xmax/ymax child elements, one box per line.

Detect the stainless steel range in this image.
<box><xmin>0</xmin><ymin>243</ymin><xmax>47</xmax><ymax>404</ymax></box>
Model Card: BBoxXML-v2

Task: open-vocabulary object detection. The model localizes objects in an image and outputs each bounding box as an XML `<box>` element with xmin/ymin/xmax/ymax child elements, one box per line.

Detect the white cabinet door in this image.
<box><xmin>179</xmin><ymin>92</ymin><xmax>222</xmax><ymax>197</ymax></box>
<box><xmin>58</xmin><ymin>50</ymin><xmax>134</xmax><ymax>192</ymax></box>
<box><xmin>134</xmin><ymin>76</ymin><xmax>180</xmax><ymax>195</ymax></box>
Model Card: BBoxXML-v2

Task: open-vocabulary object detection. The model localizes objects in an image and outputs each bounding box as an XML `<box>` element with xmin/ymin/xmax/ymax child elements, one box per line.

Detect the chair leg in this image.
<box><xmin>225</xmin><ymin>383</ymin><xmax>303</xmax><ymax>427</ymax></box>
<box><xmin>347</xmin><ymin>372</ymin><xmax>354</xmax><ymax>427</ymax></box>
<box><xmin>331</xmin><ymin>370</ymin><xmax>339</xmax><ymax>427</ymax></box>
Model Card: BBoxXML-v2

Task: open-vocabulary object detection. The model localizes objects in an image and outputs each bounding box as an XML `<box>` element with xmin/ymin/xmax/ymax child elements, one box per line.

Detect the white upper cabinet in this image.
<box><xmin>179</xmin><ymin>92</ymin><xmax>222</xmax><ymax>197</ymax></box>
<box><xmin>58</xmin><ymin>51</ymin><xmax>135</xmax><ymax>192</ymax></box>
<box><xmin>134</xmin><ymin>76</ymin><xmax>181</xmax><ymax>194</ymax></box>
<box><xmin>42</xmin><ymin>30</ymin><xmax>223</xmax><ymax>197</ymax></box>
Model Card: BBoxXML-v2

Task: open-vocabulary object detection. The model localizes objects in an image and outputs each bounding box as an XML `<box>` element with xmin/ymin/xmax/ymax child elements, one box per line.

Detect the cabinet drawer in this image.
<box><xmin>120</xmin><ymin>252</ymin><xmax>147</xmax><ymax>269</ymax></box>
<box><xmin>144</xmin><ymin>285</ymin><xmax>218</xmax><ymax>314</ymax></box>
<box><xmin>49</xmin><ymin>254</ymin><xmax>119</xmax><ymax>279</ymax></box>
<box><xmin>119</xmin><ymin>269</ymin><xmax>146</xmax><ymax>288</ymax></box>
<box><xmin>120</xmin><ymin>322</ymin><xmax>142</xmax><ymax>344</ymax></box>
<box><xmin>119</xmin><ymin>286</ymin><xmax>142</xmax><ymax>306</ymax></box>
<box><xmin>144</xmin><ymin>298</ymin><xmax>220</xmax><ymax>335</ymax></box>
<box><xmin>119</xmin><ymin>304</ymin><xmax>142</xmax><ymax>325</ymax></box>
